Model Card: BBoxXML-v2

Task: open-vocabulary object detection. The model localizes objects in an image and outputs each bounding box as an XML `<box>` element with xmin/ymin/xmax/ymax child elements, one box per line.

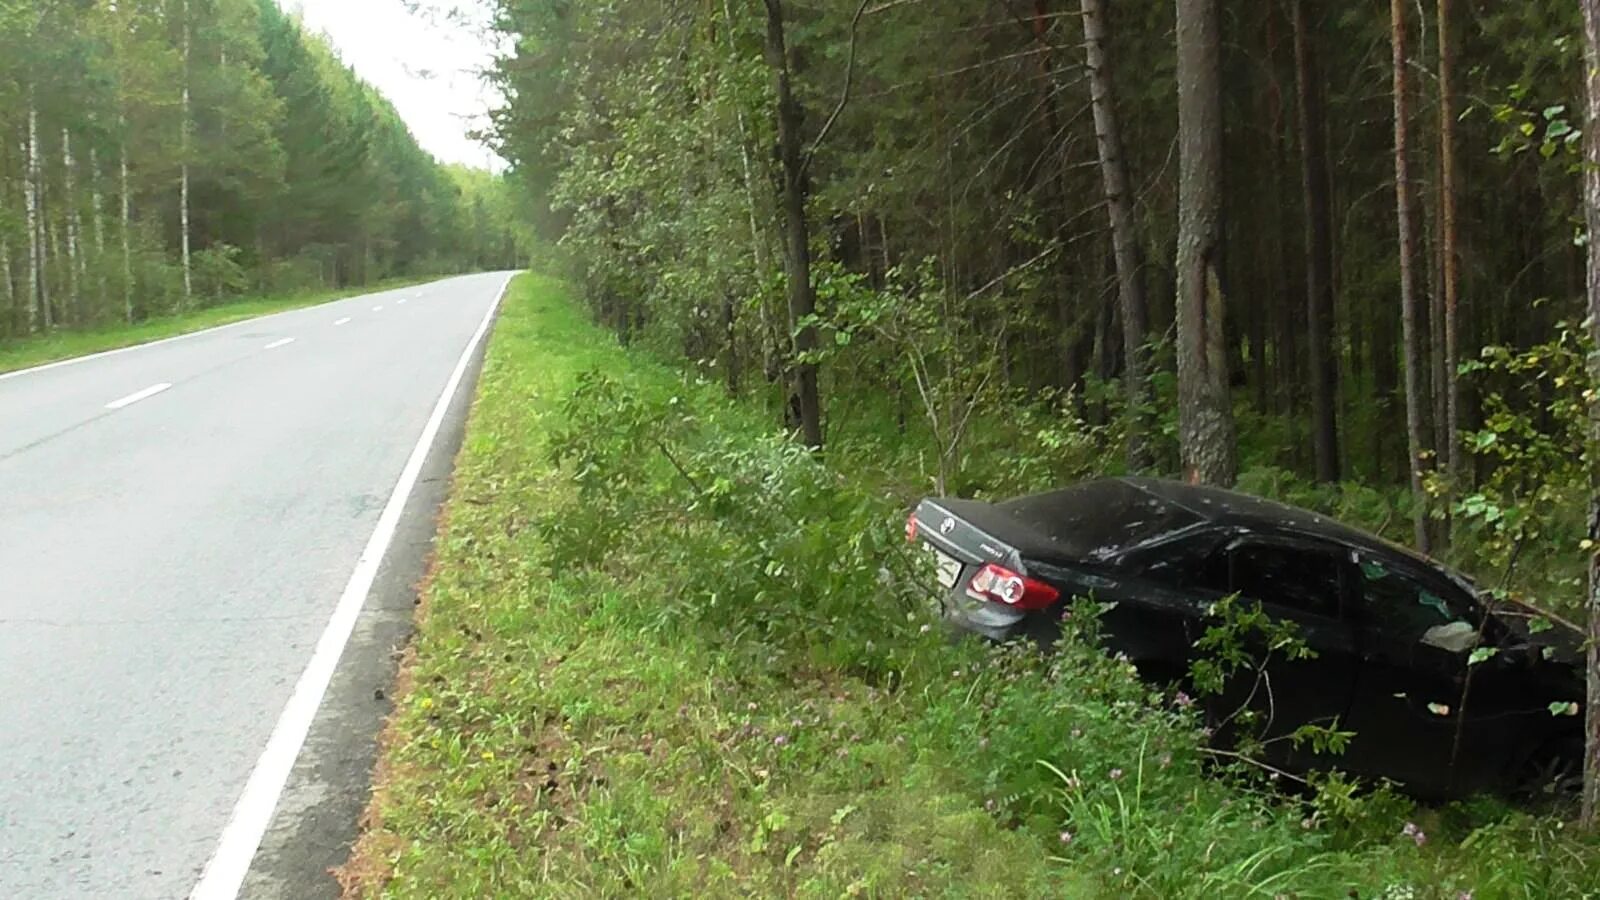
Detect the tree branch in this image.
<box><xmin>802</xmin><ymin>0</ymin><xmax>871</xmax><ymax>179</ymax></box>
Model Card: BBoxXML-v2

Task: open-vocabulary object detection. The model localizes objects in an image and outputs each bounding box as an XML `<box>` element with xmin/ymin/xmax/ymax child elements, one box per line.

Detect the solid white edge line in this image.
<box><xmin>104</xmin><ymin>382</ymin><xmax>173</xmax><ymax>410</ymax></box>
<box><xmin>187</xmin><ymin>273</ymin><xmax>513</xmax><ymax>900</ymax></box>
<box><xmin>0</xmin><ymin>276</ymin><xmax>463</xmax><ymax>384</ymax></box>
<box><xmin>263</xmin><ymin>338</ymin><xmax>296</xmax><ymax>350</ymax></box>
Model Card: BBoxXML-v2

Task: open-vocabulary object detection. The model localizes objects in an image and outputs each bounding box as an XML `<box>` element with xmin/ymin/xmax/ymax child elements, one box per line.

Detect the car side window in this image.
<box><xmin>1355</xmin><ymin>556</ymin><xmax>1474</xmax><ymax>645</ymax></box>
<box><xmin>1133</xmin><ymin>530</ymin><xmax>1227</xmax><ymax>589</ymax></box>
<box><xmin>1224</xmin><ymin>541</ymin><xmax>1346</xmax><ymax>620</ymax></box>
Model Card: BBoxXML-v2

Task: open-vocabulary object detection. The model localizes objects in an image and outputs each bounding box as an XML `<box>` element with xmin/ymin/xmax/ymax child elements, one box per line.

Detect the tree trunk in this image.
<box><xmin>1174</xmin><ymin>0</ymin><xmax>1237</xmax><ymax>486</ymax></box>
<box><xmin>180</xmin><ymin>0</ymin><xmax>194</xmax><ymax>304</ymax></box>
<box><xmin>62</xmin><ymin>128</ymin><xmax>81</xmax><ymax>325</ymax></box>
<box><xmin>120</xmin><ymin>137</ymin><xmax>134</xmax><ymax>322</ymax></box>
<box><xmin>1293</xmin><ymin>0</ymin><xmax>1340</xmax><ymax>483</ymax></box>
<box><xmin>24</xmin><ymin>94</ymin><xmax>41</xmax><ymax>334</ymax></box>
<box><xmin>90</xmin><ymin>144</ymin><xmax>106</xmax><ymax>307</ymax></box>
<box><xmin>1437</xmin><ymin>0</ymin><xmax>1462</xmax><ymax>485</ymax></box>
<box><xmin>1081</xmin><ymin>0</ymin><xmax>1152</xmax><ymax>471</ymax></box>
<box><xmin>2</xmin><ymin>238</ymin><xmax>13</xmax><ymax>326</ymax></box>
<box><xmin>721</xmin><ymin>0</ymin><xmax>776</xmax><ymax>388</ymax></box>
<box><xmin>1578</xmin><ymin>0</ymin><xmax>1600</xmax><ymax>831</ymax></box>
<box><xmin>1392</xmin><ymin>0</ymin><xmax>1433</xmax><ymax>555</ymax></box>
<box><xmin>761</xmin><ymin>0</ymin><xmax>824</xmax><ymax>449</ymax></box>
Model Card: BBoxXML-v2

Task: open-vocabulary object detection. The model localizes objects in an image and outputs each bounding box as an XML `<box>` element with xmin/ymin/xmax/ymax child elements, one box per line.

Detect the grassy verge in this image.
<box><xmin>345</xmin><ymin>274</ymin><xmax>1600</xmax><ymax>898</ymax></box>
<box><xmin>0</xmin><ymin>275</ymin><xmax>441</xmax><ymax>375</ymax></box>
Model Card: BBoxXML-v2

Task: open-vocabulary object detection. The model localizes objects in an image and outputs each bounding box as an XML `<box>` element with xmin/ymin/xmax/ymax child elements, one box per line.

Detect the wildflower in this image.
<box><xmin>919</xmin><ymin>623</ymin><xmax>932</xmax><ymax>634</ymax></box>
<box><xmin>747</xmin><ymin>701</ymin><xmax>758</xmax><ymax>712</ymax></box>
<box><xmin>1070</xmin><ymin>728</ymin><xmax>1083</xmax><ymax>739</ymax></box>
<box><xmin>1402</xmin><ymin>822</ymin><xmax>1427</xmax><ymax>847</ymax></box>
<box><xmin>1109</xmin><ymin>768</ymin><xmax>1124</xmax><ymax>781</ymax></box>
<box><xmin>1174</xmin><ymin>691</ymin><xmax>1195</xmax><ymax>709</ymax></box>
<box><xmin>1457</xmin><ymin>892</ymin><xmax>1473</xmax><ymax>900</ymax></box>
<box><xmin>984</xmin><ymin>799</ymin><xmax>996</xmax><ymax>812</ymax></box>
<box><xmin>774</xmin><ymin>734</ymin><xmax>789</xmax><ymax>747</ymax></box>
<box><xmin>978</xmin><ymin>737</ymin><xmax>990</xmax><ymax>750</ymax></box>
<box><xmin>1158</xmin><ymin>752</ymin><xmax>1172</xmax><ymax>769</ymax></box>
<box><xmin>1058</xmin><ymin>830</ymin><xmax>1073</xmax><ymax>845</ymax></box>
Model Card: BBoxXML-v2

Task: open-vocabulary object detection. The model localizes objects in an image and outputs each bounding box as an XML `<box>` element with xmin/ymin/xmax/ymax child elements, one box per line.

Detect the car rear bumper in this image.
<box><xmin>941</xmin><ymin>591</ymin><xmax>1062</xmax><ymax>644</ymax></box>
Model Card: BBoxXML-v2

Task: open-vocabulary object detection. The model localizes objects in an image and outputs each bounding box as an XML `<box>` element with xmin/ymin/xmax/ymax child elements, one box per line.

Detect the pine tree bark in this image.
<box><xmin>1081</xmin><ymin>0</ymin><xmax>1152</xmax><ymax>471</ymax></box>
<box><xmin>1174</xmin><ymin>0</ymin><xmax>1237</xmax><ymax>486</ymax></box>
<box><xmin>1391</xmin><ymin>0</ymin><xmax>1434</xmax><ymax>555</ymax></box>
<box><xmin>1293</xmin><ymin>0</ymin><xmax>1340</xmax><ymax>483</ymax></box>
<box><xmin>1437</xmin><ymin>0</ymin><xmax>1462</xmax><ymax>483</ymax></box>
<box><xmin>1577</xmin><ymin>0</ymin><xmax>1600</xmax><ymax>831</ymax></box>
<box><xmin>761</xmin><ymin>0</ymin><xmax>824</xmax><ymax>450</ymax></box>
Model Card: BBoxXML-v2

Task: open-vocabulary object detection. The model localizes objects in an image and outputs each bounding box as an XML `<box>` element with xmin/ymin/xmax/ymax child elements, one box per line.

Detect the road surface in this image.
<box><xmin>0</xmin><ymin>272</ymin><xmax>510</xmax><ymax>899</ymax></box>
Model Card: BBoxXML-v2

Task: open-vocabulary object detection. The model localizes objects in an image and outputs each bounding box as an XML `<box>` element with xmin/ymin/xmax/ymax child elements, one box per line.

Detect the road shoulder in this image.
<box><xmin>235</xmin><ymin>286</ymin><xmax>498</xmax><ymax>900</ymax></box>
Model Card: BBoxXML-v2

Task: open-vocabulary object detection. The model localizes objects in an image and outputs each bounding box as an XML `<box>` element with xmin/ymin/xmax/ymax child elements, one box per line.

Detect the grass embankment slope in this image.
<box><xmin>0</xmin><ymin>276</ymin><xmax>438</xmax><ymax>375</ymax></box>
<box><xmin>344</xmin><ymin>273</ymin><xmax>1600</xmax><ymax>899</ymax></box>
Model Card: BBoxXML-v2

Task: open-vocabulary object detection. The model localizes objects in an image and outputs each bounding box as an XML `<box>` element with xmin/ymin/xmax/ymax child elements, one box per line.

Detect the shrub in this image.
<box><xmin>190</xmin><ymin>243</ymin><xmax>250</xmax><ymax>302</ymax></box>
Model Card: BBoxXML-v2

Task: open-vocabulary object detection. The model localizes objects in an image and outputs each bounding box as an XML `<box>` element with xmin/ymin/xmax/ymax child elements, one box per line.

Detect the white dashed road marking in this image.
<box><xmin>263</xmin><ymin>338</ymin><xmax>296</xmax><ymax>351</ymax></box>
<box><xmin>333</xmin><ymin>317</ymin><xmax>351</xmax><ymax>326</ymax></box>
<box><xmin>105</xmin><ymin>383</ymin><xmax>173</xmax><ymax>411</ymax></box>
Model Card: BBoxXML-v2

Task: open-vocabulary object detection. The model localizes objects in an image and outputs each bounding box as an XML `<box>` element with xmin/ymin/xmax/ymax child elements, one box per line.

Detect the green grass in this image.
<box><xmin>346</xmin><ymin>274</ymin><xmax>1600</xmax><ymax>899</ymax></box>
<box><xmin>0</xmin><ymin>276</ymin><xmax>441</xmax><ymax>375</ymax></box>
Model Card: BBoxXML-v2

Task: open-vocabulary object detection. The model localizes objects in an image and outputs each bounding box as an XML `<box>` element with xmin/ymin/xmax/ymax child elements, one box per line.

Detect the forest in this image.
<box><xmin>480</xmin><ymin>0</ymin><xmax>1600</xmax><ymax>827</ymax></box>
<box><xmin>0</xmin><ymin>0</ymin><xmax>525</xmax><ymax>340</ymax></box>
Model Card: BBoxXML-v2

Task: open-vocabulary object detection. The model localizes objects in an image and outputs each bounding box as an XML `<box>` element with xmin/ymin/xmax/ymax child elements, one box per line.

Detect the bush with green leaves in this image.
<box><xmin>191</xmin><ymin>243</ymin><xmax>250</xmax><ymax>303</ymax></box>
<box><xmin>538</xmin><ymin>369</ymin><xmax>926</xmax><ymax>675</ymax></box>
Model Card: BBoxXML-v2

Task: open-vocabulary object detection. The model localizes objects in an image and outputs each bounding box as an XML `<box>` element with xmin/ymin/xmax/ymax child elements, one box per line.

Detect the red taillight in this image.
<box><xmin>905</xmin><ymin>513</ymin><xmax>919</xmax><ymax>543</ymax></box>
<box><xmin>965</xmin><ymin>563</ymin><xmax>1060</xmax><ymax>611</ymax></box>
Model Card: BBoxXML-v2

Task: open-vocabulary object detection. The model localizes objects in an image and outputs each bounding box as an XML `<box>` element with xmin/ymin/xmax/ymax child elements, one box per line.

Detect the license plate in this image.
<box><xmin>930</xmin><ymin>547</ymin><xmax>962</xmax><ymax>589</ymax></box>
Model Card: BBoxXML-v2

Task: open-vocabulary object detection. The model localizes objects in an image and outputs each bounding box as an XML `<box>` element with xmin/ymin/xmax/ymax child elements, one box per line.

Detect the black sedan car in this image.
<box><xmin>909</xmin><ymin>477</ymin><xmax>1586</xmax><ymax>799</ymax></box>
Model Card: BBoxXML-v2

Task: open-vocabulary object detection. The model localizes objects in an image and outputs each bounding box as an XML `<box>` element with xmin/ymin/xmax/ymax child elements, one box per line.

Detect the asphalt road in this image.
<box><xmin>0</xmin><ymin>272</ymin><xmax>510</xmax><ymax>899</ymax></box>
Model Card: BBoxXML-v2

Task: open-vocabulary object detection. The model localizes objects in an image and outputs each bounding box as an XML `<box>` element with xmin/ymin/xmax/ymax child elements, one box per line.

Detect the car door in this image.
<box><xmin>1206</xmin><ymin>536</ymin><xmax>1362</xmax><ymax>770</ymax></box>
<box><xmin>1340</xmin><ymin>555</ymin><xmax>1534</xmax><ymax>794</ymax></box>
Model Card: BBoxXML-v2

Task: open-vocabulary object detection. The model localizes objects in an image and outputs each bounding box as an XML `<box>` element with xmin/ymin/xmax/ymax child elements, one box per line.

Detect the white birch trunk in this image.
<box><xmin>90</xmin><ymin>144</ymin><xmax>106</xmax><ymax>305</ymax></box>
<box><xmin>63</xmin><ymin>128</ymin><xmax>82</xmax><ymax>322</ymax></box>
<box><xmin>46</xmin><ymin>220</ymin><xmax>61</xmax><ymax>330</ymax></box>
<box><xmin>120</xmin><ymin>128</ymin><xmax>133</xmax><ymax>322</ymax></box>
<box><xmin>179</xmin><ymin>0</ymin><xmax>193</xmax><ymax>303</ymax></box>
<box><xmin>25</xmin><ymin>97</ymin><xmax>42</xmax><ymax>332</ymax></box>
<box><xmin>2</xmin><ymin>237</ymin><xmax>13</xmax><ymax>316</ymax></box>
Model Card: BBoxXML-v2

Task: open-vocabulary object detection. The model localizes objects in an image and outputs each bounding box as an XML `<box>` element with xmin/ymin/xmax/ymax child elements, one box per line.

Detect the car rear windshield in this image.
<box><xmin>998</xmin><ymin>480</ymin><xmax>1200</xmax><ymax>561</ymax></box>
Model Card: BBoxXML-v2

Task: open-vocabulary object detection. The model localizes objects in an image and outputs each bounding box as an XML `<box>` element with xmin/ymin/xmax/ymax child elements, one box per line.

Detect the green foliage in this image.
<box><xmin>1453</xmin><ymin>323</ymin><xmax>1591</xmax><ymax>614</ymax></box>
<box><xmin>539</xmin><ymin>369</ymin><xmax>923</xmax><ymax>674</ymax></box>
<box><xmin>190</xmin><ymin>243</ymin><xmax>248</xmax><ymax>301</ymax></box>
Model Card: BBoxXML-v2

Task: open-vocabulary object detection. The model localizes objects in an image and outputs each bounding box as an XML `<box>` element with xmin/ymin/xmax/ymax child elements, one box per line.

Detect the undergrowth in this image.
<box><xmin>346</xmin><ymin>274</ymin><xmax>1600</xmax><ymax>899</ymax></box>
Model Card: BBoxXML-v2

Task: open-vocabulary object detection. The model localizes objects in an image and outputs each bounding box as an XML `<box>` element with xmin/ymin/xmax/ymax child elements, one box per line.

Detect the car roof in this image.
<box><xmin>1111</xmin><ymin>477</ymin><xmax>1461</xmax><ymax>580</ymax></box>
